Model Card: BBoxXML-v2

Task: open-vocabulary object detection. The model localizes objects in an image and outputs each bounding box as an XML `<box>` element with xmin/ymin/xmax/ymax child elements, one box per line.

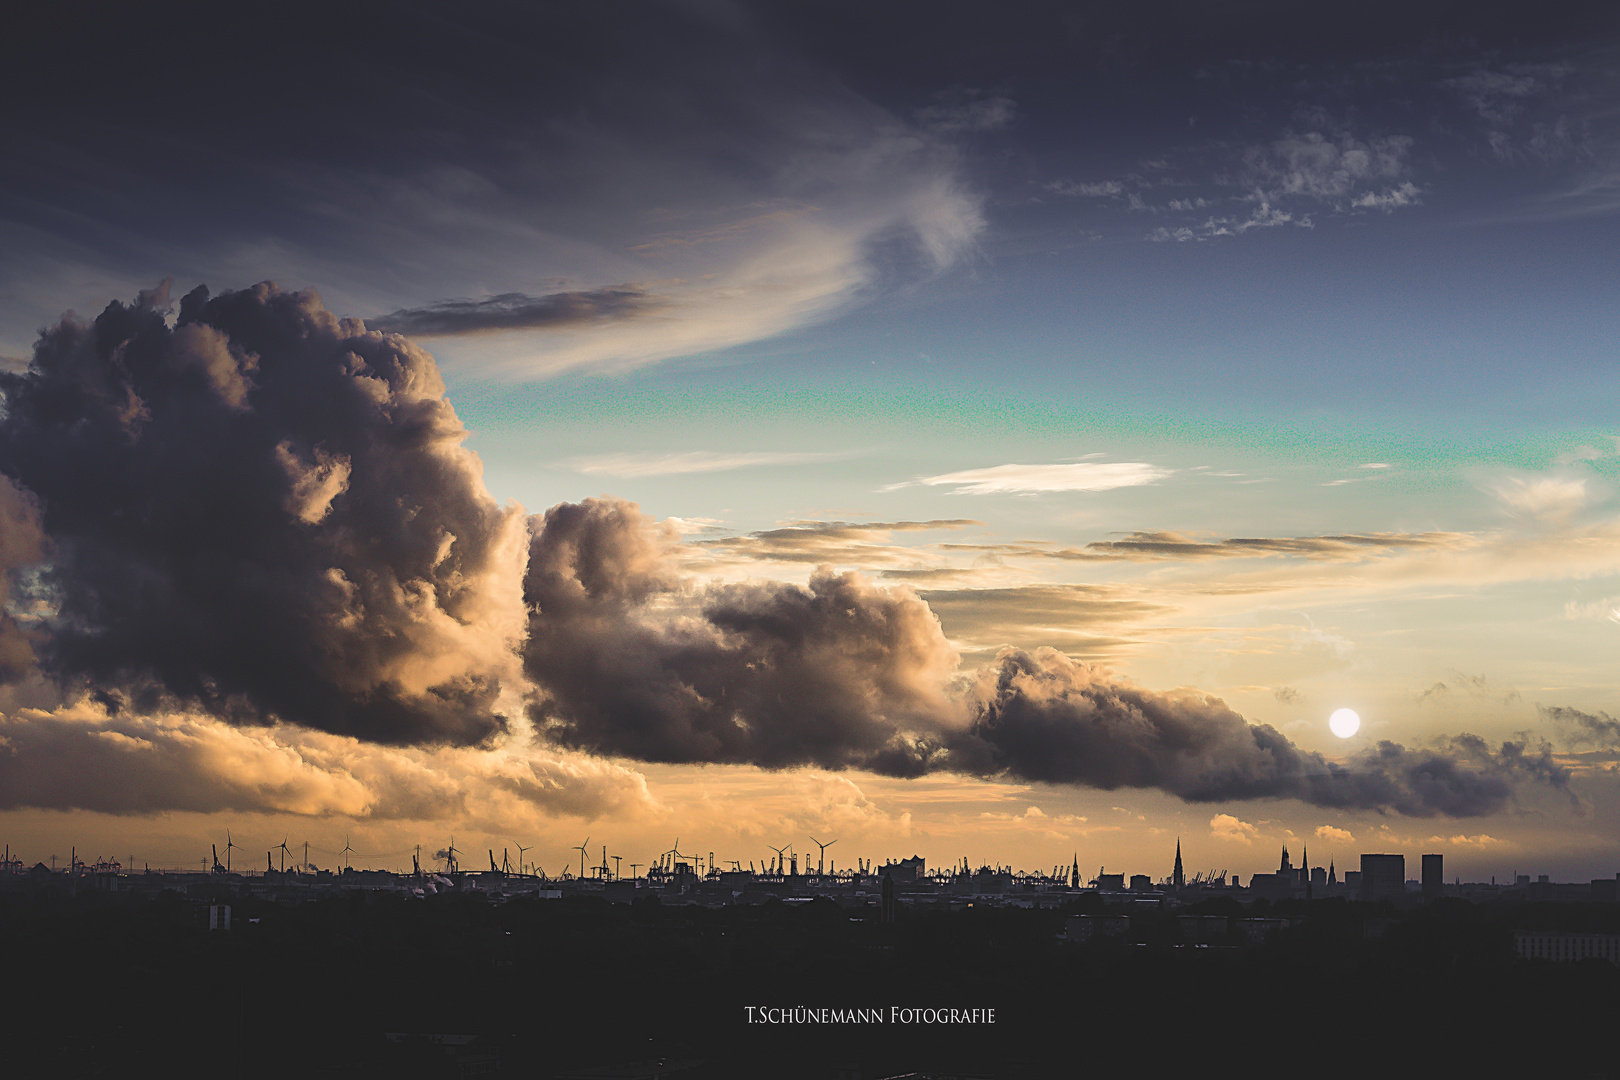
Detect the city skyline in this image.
<box><xmin>4</xmin><ymin>2</ymin><xmax>1620</xmax><ymax>884</ymax></box>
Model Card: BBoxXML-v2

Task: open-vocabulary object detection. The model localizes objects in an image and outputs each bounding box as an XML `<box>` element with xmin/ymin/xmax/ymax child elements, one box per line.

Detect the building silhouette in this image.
<box><xmin>1422</xmin><ymin>853</ymin><xmax>1443</xmax><ymax>900</ymax></box>
<box><xmin>1361</xmin><ymin>854</ymin><xmax>1405</xmax><ymax>902</ymax></box>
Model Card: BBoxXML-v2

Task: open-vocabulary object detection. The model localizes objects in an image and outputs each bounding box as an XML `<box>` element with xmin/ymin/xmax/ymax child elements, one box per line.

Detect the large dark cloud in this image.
<box><xmin>0</xmin><ymin>283</ymin><xmax>527</xmax><ymax>745</ymax></box>
<box><xmin>520</xmin><ymin>498</ymin><xmax>1569</xmax><ymax>817</ymax></box>
<box><xmin>522</xmin><ymin>498</ymin><xmax>959</xmax><ymax>775</ymax></box>
<box><xmin>958</xmin><ymin>649</ymin><xmax>1571</xmax><ymax>817</ymax></box>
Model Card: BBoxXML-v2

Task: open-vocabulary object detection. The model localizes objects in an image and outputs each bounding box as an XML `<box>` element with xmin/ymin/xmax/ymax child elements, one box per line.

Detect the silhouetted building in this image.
<box><xmin>877</xmin><ymin>856</ymin><xmax>924</xmax><ymax>884</ymax></box>
<box><xmin>1361</xmin><ymin>854</ymin><xmax>1405</xmax><ymax>902</ymax></box>
<box><xmin>1249</xmin><ymin>872</ymin><xmax>1293</xmax><ymax>902</ymax></box>
<box><xmin>1422</xmin><ymin>854</ymin><xmax>1443</xmax><ymax>900</ymax></box>
<box><xmin>1172</xmin><ymin>839</ymin><xmax>1184</xmax><ymax>891</ymax></box>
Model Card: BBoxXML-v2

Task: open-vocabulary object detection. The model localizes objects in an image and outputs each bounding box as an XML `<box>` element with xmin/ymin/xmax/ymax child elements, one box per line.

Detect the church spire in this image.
<box><xmin>1172</xmin><ymin>838</ymin><xmax>1184</xmax><ymax>891</ymax></box>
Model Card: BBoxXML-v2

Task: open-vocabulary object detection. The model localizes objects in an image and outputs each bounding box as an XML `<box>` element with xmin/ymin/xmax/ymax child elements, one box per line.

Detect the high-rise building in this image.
<box><xmin>1361</xmin><ymin>854</ymin><xmax>1405</xmax><ymax>902</ymax></box>
<box><xmin>1422</xmin><ymin>854</ymin><xmax>1443</xmax><ymax>900</ymax></box>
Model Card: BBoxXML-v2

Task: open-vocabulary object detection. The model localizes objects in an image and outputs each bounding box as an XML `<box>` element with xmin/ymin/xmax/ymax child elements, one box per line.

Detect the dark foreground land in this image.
<box><xmin>3</xmin><ymin>886</ymin><xmax>1617</xmax><ymax>1079</ymax></box>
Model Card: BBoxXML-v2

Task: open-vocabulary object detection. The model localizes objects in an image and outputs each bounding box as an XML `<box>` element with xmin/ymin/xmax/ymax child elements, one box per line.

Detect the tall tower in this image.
<box><xmin>1302</xmin><ymin>844</ymin><xmax>1312</xmax><ymax>900</ymax></box>
<box><xmin>1279</xmin><ymin>845</ymin><xmax>1292</xmax><ymax>875</ymax></box>
<box><xmin>1071</xmin><ymin>852</ymin><xmax>1079</xmax><ymax>889</ymax></box>
<box><xmin>1172</xmin><ymin>838</ymin><xmax>1184</xmax><ymax>891</ymax></box>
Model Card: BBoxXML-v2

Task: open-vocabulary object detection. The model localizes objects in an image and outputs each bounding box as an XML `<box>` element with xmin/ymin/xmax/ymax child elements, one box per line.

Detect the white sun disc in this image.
<box><xmin>1329</xmin><ymin>708</ymin><xmax>1361</xmax><ymax>738</ymax></box>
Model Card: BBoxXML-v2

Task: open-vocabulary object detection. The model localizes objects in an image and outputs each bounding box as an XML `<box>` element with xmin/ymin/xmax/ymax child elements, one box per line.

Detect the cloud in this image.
<box><xmin>914</xmin><ymin>92</ymin><xmax>1016</xmax><ymax>135</ymax></box>
<box><xmin>1</xmin><ymin>5</ymin><xmax>990</xmax><ymax>379</ymax></box>
<box><xmin>939</xmin><ymin>530</ymin><xmax>1468</xmax><ymax>564</ymax></box>
<box><xmin>1081</xmin><ymin>530</ymin><xmax>1466</xmax><ymax>561</ymax></box>
<box><xmin>1210</xmin><ymin>814</ymin><xmax>1260</xmax><ymax>844</ymax></box>
<box><xmin>566</xmin><ymin>450</ymin><xmax>851</xmax><ymax>478</ymax></box>
<box><xmin>0</xmin><ymin>474</ymin><xmax>45</xmax><ymax>683</ymax></box>
<box><xmin>696</xmin><ymin>519</ymin><xmax>982</xmax><ymax>567</ymax></box>
<box><xmin>0</xmin><ymin>703</ymin><xmax>653</xmax><ymax>820</ymax></box>
<box><xmin>1563</xmin><ymin>596</ymin><xmax>1620</xmax><ymax>623</ymax></box>
<box><xmin>0</xmin><ymin>284</ymin><xmax>529</xmax><ymax>746</ymax></box>
<box><xmin>954</xmin><ymin>649</ymin><xmax>1572</xmax><ymax>817</ymax></box>
<box><xmin>0</xmin><ymin>285</ymin><xmax>1590</xmax><ymax>822</ymax></box>
<box><xmin>1485</xmin><ymin>473</ymin><xmax>1598</xmax><ymax>523</ymax></box>
<box><xmin>522</xmin><ymin>498</ymin><xmax>962</xmax><ymax>775</ymax></box>
<box><xmin>1045</xmin><ymin>179</ymin><xmax>1126</xmax><ymax>198</ymax></box>
<box><xmin>1244</xmin><ymin>131</ymin><xmax>1419</xmax><ymax>209</ymax></box>
<box><xmin>915</xmin><ymin>584</ymin><xmax>1164</xmax><ymax>653</ymax></box>
<box><xmin>1541</xmin><ymin>705</ymin><xmax>1620</xmax><ymax>748</ymax></box>
<box><xmin>518</xmin><ymin>504</ymin><xmax>1572</xmax><ymax>817</ymax></box>
<box><xmin>1149</xmin><ymin>200</ymin><xmax>1309</xmax><ymax>242</ymax></box>
<box><xmin>1425</xmin><ymin>833</ymin><xmax>1508</xmax><ymax>849</ymax></box>
<box><xmin>370</xmin><ymin>287</ymin><xmax>661</xmax><ymax>337</ymax></box>
<box><xmin>1315</xmin><ymin>825</ymin><xmax>1354</xmax><ymax>843</ymax></box>
<box><xmin>891</xmin><ymin>461</ymin><xmax>1171</xmax><ymax>495</ymax></box>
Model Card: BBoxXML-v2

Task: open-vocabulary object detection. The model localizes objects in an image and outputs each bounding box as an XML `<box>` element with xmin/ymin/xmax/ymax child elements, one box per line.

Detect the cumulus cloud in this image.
<box><xmin>1210</xmin><ymin>814</ymin><xmax>1260</xmax><ymax>844</ymax></box>
<box><xmin>1315</xmin><ymin>825</ymin><xmax>1354</xmax><ymax>843</ymax></box>
<box><xmin>522</xmin><ymin>498</ymin><xmax>961</xmax><ymax>775</ymax></box>
<box><xmin>889</xmin><ymin>461</ymin><xmax>1172</xmax><ymax>495</ymax></box>
<box><xmin>0</xmin><ymin>283</ymin><xmax>528</xmax><ymax>746</ymax></box>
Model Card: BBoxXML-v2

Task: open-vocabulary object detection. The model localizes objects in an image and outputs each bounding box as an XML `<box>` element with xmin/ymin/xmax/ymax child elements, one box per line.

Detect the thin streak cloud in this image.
<box><xmin>889</xmin><ymin>461</ymin><xmax>1172</xmax><ymax>495</ymax></box>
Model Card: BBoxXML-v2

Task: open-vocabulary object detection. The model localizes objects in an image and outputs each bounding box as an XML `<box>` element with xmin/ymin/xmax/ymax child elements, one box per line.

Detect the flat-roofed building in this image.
<box><xmin>1360</xmin><ymin>854</ymin><xmax>1405</xmax><ymax>902</ymax></box>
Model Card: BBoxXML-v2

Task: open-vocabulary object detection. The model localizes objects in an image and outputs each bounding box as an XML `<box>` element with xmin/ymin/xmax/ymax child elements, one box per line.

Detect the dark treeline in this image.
<box><xmin>3</xmin><ymin>886</ymin><xmax>1616</xmax><ymax>1078</ymax></box>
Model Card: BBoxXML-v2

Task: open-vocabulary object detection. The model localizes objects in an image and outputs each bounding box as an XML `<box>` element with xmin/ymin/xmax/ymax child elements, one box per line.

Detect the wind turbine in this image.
<box><xmin>224</xmin><ymin>831</ymin><xmax>239</xmax><ymax>873</ymax></box>
<box><xmin>276</xmin><ymin>837</ymin><xmax>293</xmax><ymax>873</ymax></box>
<box><xmin>810</xmin><ymin>837</ymin><xmax>838</xmax><ymax>876</ymax></box>
<box><xmin>574</xmin><ymin>837</ymin><xmax>591</xmax><ymax>880</ymax></box>
<box><xmin>767</xmin><ymin>844</ymin><xmax>788</xmax><ymax>875</ymax></box>
<box><xmin>512</xmin><ymin>841</ymin><xmax>532</xmax><ymax>876</ymax></box>
<box><xmin>340</xmin><ymin>836</ymin><xmax>357</xmax><ymax>871</ymax></box>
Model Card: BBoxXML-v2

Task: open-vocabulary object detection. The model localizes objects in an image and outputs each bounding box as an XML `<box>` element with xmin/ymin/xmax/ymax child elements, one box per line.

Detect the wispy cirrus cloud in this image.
<box><xmin>940</xmin><ymin>530</ymin><xmax>1467</xmax><ymax>563</ymax></box>
<box><xmin>887</xmin><ymin>461</ymin><xmax>1172</xmax><ymax>495</ymax></box>
<box><xmin>695</xmin><ymin>519</ymin><xmax>982</xmax><ymax>568</ymax></box>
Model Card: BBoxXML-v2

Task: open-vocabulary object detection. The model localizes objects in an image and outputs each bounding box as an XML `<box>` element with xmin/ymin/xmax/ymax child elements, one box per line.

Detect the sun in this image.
<box><xmin>1329</xmin><ymin>708</ymin><xmax>1361</xmax><ymax>738</ymax></box>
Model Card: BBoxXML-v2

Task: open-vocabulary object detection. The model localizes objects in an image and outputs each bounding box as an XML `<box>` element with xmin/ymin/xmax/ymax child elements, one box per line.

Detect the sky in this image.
<box><xmin>3</xmin><ymin>0</ymin><xmax>1619</xmax><ymax>884</ymax></box>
